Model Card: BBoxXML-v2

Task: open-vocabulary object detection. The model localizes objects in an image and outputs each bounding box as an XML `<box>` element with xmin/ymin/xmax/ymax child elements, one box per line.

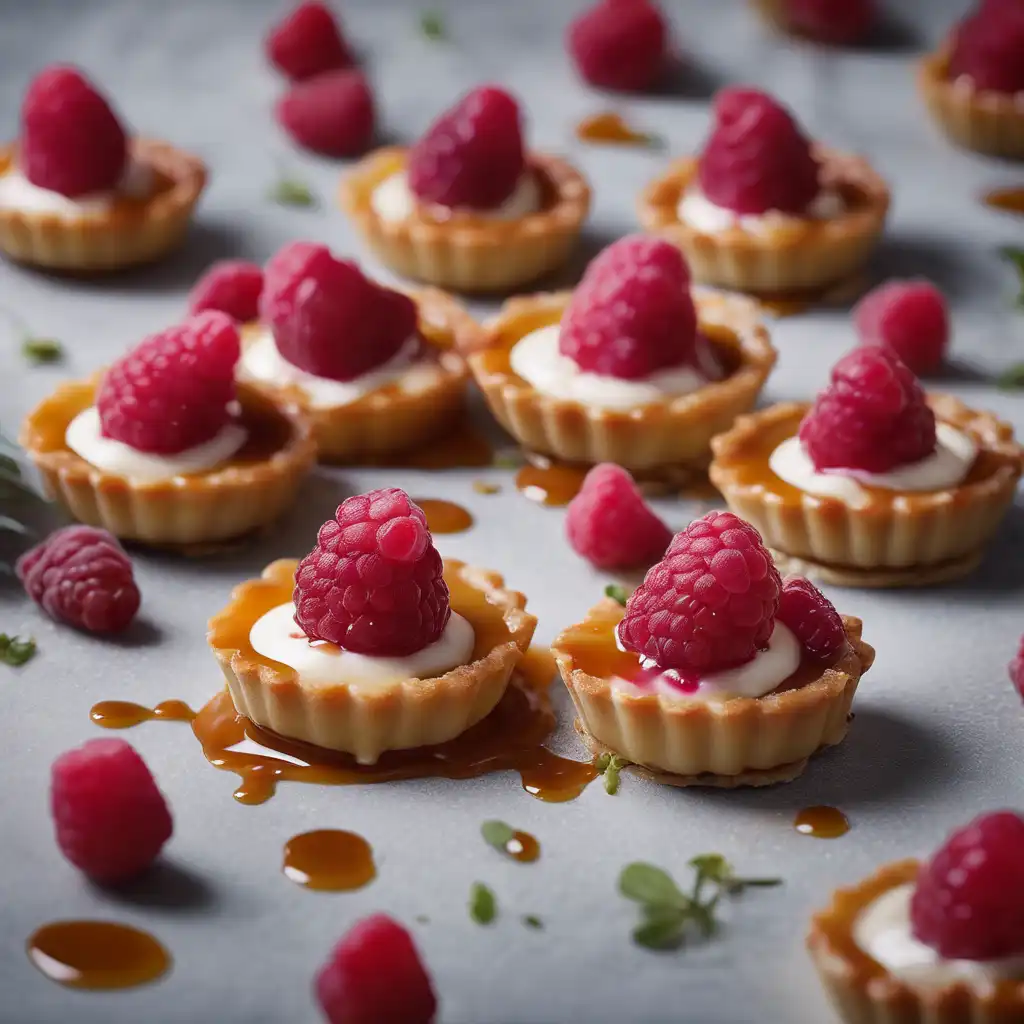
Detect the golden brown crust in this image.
<box><xmin>339</xmin><ymin>147</ymin><xmax>591</xmax><ymax>292</ymax></box>
<box><xmin>0</xmin><ymin>138</ymin><xmax>207</xmax><ymax>271</ymax></box>
<box><xmin>466</xmin><ymin>287</ymin><xmax>776</xmax><ymax>471</ymax></box>
<box><xmin>637</xmin><ymin>145</ymin><xmax>890</xmax><ymax>294</ymax></box>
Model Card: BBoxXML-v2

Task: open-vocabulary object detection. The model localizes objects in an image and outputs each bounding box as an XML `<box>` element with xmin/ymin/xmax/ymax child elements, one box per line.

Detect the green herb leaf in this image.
<box><xmin>997</xmin><ymin>363</ymin><xmax>1024</xmax><ymax>391</ymax></box>
<box><xmin>420</xmin><ymin>9</ymin><xmax>446</xmax><ymax>39</ymax></box>
<box><xmin>469</xmin><ymin>881</ymin><xmax>497</xmax><ymax>925</ymax></box>
<box><xmin>633</xmin><ymin>910</ymin><xmax>686</xmax><ymax>950</ymax></box>
<box><xmin>522</xmin><ymin>914</ymin><xmax>543</xmax><ymax>930</ymax></box>
<box><xmin>604</xmin><ymin>584</ymin><xmax>629</xmax><ymax>606</ymax></box>
<box><xmin>480</xmin><ymin>819</ymin><xmax>516</xmax><ymax>853</ymax></box>
<box><xmin>0</xmin><ymin>634</ymin><xmax>36</xmax><ymax>667</ymax></box>
<box><xmin>618</xmin><ymin>863</ymin><xmax>688</xmax><ymax>909</ymax></box>
<box><xmin>602</xmin><ymin>754</ymin><xmax>629</xmax><ymax>795</ymax></box>
<box><xmin>689</xmin><ymin>853</ymin><xmax>732</xmax><ymax>887</ymax></box>
<box><xmin>268</xmin><ymin>177</ymin><xmax>318</xmax><ymax>208</ymax></box>
<box><xmin>22</xmin><ymin>337</ymin><xmax>63</xmax><ymax>364</ymax></box>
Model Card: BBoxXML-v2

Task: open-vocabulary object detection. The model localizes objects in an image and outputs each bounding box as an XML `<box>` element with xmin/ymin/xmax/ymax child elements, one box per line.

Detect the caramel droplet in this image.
<box><xmin>283</xmin><ymin>830</ymin><xmax>376</xmax><ymax>891</ymax></box>
<box><xmin>983</xmin><ymin>187</ymin><xmax>1024</xmax><ymax>216</ymax></box>
<box><xmin>90</xmin><ymin>700</ymin><xmax>196</xmax><ymax>729</ymax></box>
<box><xmin>504</xmin><ymin>830</ymin><xmax>541</xmax><ymax>863</ymax></box>
<box><xmin>515</xmin><ymin>461</ymin><xmax>589</xmax><ymax>507</ymax></box>
<box><xmin>414</xmin><ymin>498</ymin><xmax>474</xmax><ymax>534</ymax></box>
<box><xmin>575</xmin><ymin>111</ymin><xmax>654</xmax><ymax>146</ymax></box>
<box><xmin>794</xmin><ymin>805</ymin><xmax>850</xmax><ymax>839</ymax></box>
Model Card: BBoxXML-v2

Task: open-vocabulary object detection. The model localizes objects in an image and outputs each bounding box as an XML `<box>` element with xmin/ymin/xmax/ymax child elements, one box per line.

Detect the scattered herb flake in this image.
<box><xmin>997</xmin><ymin>363</ymin><xmax>1024</xmax><ymax>391</ymax></box>
<box><xmin>480</xmin><ymin>819</ymin><xmax>516</xmax><ymax>853</ymax></box>
<box><xmin>0</xmin><ymin>634</ymin><xmax>36</xmax><ymax>667</ymax></box>
<box><xmin>603</xmin><ymin>755</ymin><xmax>630</xmax><ymax>794</ymax></box>
<box><xmin>522</xmin><ymin>914</ymin><xmax>543</xmax><ymax>930</ymax></box>
<box><xmin>420</xmin><ymin>9</ymin><xmax>446</xmax><ymax>39</ymax></box>
<box><xmin>415</xmin><ymin>914</ymin><xmax>430</xmax><ymax>924</ymax></box>
<box><xmin>22</xmin><ymin>337</ymin><xmax>63</xmax><ymax>364</ymax></box>
<box><xmin>268</xmin><ymin>177</ymin><xmax>318</xmax><ymax>208</ymax></box>
<box><xmin>604</xmin><ymin>584</ymin><xmax>629</xmax><ymax>606</ymax></box>
<box><xmin>469</xmin><ymin>881</ymin><xmax>497</xmax><ymax>925</ymax></box>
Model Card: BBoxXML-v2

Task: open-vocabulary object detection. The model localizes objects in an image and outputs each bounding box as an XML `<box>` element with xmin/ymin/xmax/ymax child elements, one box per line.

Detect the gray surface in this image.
<box><xmin>1</xmin><ymin>1</ymin><xmax>1023</xmax><ymax>1022</ymax></box>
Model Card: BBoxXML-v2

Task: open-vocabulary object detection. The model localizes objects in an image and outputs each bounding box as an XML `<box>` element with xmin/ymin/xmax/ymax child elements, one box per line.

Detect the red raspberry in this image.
<box><xmin>910</xmin><ymin>811</ymin><xmax>1024</xmax><ymax>960</ymax></box>
<box><xmin>275</xmin><ymin>68</ymin><xmax>374</xmax><ymax>157</ymax></box>
<box><xmin>260</xmin><ymin>242</ymin><xmax>416</xmax><ymax>381</ymax></box>
<box><xmin>949</xmin><ymin>5</ymin><xmax>1024</xmax><ymax>94</ymax></box>
<box><xmin>566</xmin><ymin>464</ymin><xmax>673</xmax><ymax>570</ymax></box>
<box><xmin>853</xmin><ymin>280</ymin><xmax>949</xmax><ymax>376</ymax></box>
<box><xmin>96</xmin><ymin>311</ymin><xmax>240</xmax><ymax>455</ymax></box>
<box><xmin>50</xmin><ymin>738</ymin><xmax>172</xmax><ymax>883</ymax></box>
<box><xmin>1009</xmin><ymin>634</ymin><xmax>1024</xmax><ymax>701</ymax></box>
<box><xmin>559</xmin><ymin>235</ymin><xmax>699</xmax><ymax>380</ymax></box>
<box><xmin>16</xmin><ymin>526</ymin><xmax>140</xmax><ymax>634</ymax></box>
<box><xmin>294</xmin><ymin>489</ymin><xmax>450</xmax><ymax>656</ymax></box>
<box><xmin>698</xmin><ymin>87</ymin><xmax>820</xmax><ymax>216</ymax></box>
<box><xmin>777</xmin><ymin>576</ymin><xmax>846</xmax><ymax>661</ymax></box>
<box><xmin>188</xmin><ymin>260</ymin><xmax>264</xmax><ymax>322</ymax></box>
<box><xmin>265</xmin><ymin>1</ymin><xmax>353</xmax><ymax>81</ymax></box>
<box><xmin>618</xmin><ymin>511</ymin><xmax>781</xmax><ymax>674</ymax></box>
<box><xmin>798</xmin><ymin>345</ymin><xmax>937</xmax><ymax>474</ymax></box>
<box><xmin>316</xmin><ymin>914</ymin><xmax>438</xmax><ymax>1024</ymax></box>
<box><xmin>407</xmin><ymin>86</ymin><xmax>525</xmax><ymax>210</ymax></box>
<box><xmin>566</xmin><ymin>0</ymin><xmax>669</xmax><ymax>93</ymax></box>
<box><xmin>782</xmin><ymin>0</ymin><xmax>876</xmax><ymax>45</ymax></box>
<box><xmin>20</xmin><ymin>65</ymin><xmax>127</xmax><ymax>198</ymax></box>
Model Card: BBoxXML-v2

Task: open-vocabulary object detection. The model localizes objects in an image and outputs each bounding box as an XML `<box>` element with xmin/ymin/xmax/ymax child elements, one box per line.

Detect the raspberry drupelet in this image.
<box><xmin>189</xmin><ymin>260</ymin><xmax>264</xmax><ymax>322</ymax></box>
<box><xmin>566</xmin><ymin>0</ymin><xmax>669</xmax><ymax>93</ymax></box>
<box><xmin>265</xmin><ymin>0</ymin><xmax>353</xmax><ymax>81</ymax></box>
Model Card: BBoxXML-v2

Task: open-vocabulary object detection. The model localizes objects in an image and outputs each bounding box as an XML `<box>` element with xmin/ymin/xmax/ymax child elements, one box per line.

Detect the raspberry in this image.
<box><xmin>407</xmin><ymin>86</ymin><xmax>525</xmax><ymax>210</ymax></box>
<box><xmin>96</xmin><ymin>311</ymin><xmax>240</xmax><ymax>455</ymax></box>
<box><xmin>782</xmin><ymin>0</ymin><xmax>876</xmax><ymax>45</ymax></box>
<box><xmin>20</xmin><ymin>65</ymin><xmax>127</xmax><ymax>198</ymax></box>
<box><xmin>566</xmin><ymin>464</ymin><xmax>673</xmax><ymax>570</ymax></box>
<box><xmin>566</xmin><ymin>0</ymin><xmax>668</xmax><ymax>93</ymax></box>
<box><xmin>316</xmin><ymin>914</ymin><xmax>438</xmax><ymax>1024</ymax></box>
<box><xmin>1009</xmin><ymin>634</ymin><xmax>1024</xmax><ymax>701</ymax></box>
<box><xmin>188</xmin><ymin>260</ymin><xmax>264</xmax><ymax>322</ymax></box>
<box><xmin>618</xmin><ymin>511</ymin><xmax>781</xmax><ymax>674</ymax></box>
<box><xmin>777</xmin><ymin>576</ymin><xmax>846</xmax><ymax>661</ymax></box>
<box><xmin>853</xmin><ymin>280</ymin><xmax>949</xmax><ymax>376</ymax></box>
<box><xmin>275</xmin><ymin>68</ymin><xmax>374</xmax><ymax>157</ymax></box>
<box><xmin>698</xmin><ymin>87</ymin><xmax>820</xmax><ymax>216</ymax></box>
<box><xmin>559</xmin><ymin>235</ymin><xmax>699</xmax><ymax>380</ymax></box>
<box><xmin>265</xmin><ymin>1</ymin><xmax>353</xmax><ymax>81</ymax></box>
<box><xmin>260</xmin><ymin>242</ymin><xmax>416</xmax><ymax>382</ymax></box>
<box><xmin>949</xmin><ymin>5</ymin><xmax>1024</xmax><ymax>94</ymax></box>
<box><xmin>16</xmin><ymin>526</ymin><xmax>140</xmax><ymax>634</ymax></box>
<box><xmin>294</xmin><ymin>489</ymin><xmax>450</xmax><ymax>656</ymax></box>
<box><xmin>50</xmin><ymin>738</ymin><xmax>172</xmax><ymax>883</ymax></box>
<box><xmin>798</xmin><ymin>345</ymin><xmax>937</xmax><ymax>474</ymax></box>
<box><xmin>910</xmin><ymin>811</ymin><xmax>1024</xmax><ymax>960</ymax></box>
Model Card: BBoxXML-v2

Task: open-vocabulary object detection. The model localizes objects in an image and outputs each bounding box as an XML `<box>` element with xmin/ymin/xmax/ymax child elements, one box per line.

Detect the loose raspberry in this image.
<box><xmin>294</xmin><ymin>489</ymin><xmax>450</xmax><ymax>656</ymax></box>
<box><xmin>50</xmin><ymin>738</ymin><xmax>172</xmax><ymax>883</ymax></box>
<box><xmin>16</xmin><ymin>526</ymin><xmax>140</xmax><ymax>634</ymax></box>
<box><xmin>782</xmin><ymin>0</ymin><xmax>876</xmax><ymax>45</ymax></box>
<box><xmin>910</xmin><ymin>811</ymin><xmax>1024</xmax><ymax>960</ymax></box>
<box><xmin>265</xmin><ymin>1</ymin><xmax>353</xmax><ymax>81</ymax></box>
<box><xmin>20</xmin><ymin>65</ymin><xmax>127</xmax><ymax>198</ymax></box>
<box><xmin>188</xmin><ymin>260</ymin><xmax>264</xmax><ymax>322</ymax></box>
<box><xmin>949</xmin><ymin>4</ymin><xmax>1024</xmax><ymax>94</ymax></box>
<box><xmin>316</xmin><ymin>914</ymin><xmax>438</xmax><ymax>1024</ymax></box>
<box><xmin>407</xmin><ymin>86</ymin><xmax>525</xmax><ymax>210</ymax></box>
<box><xmin>96</xmin><ymin>311</ymin><xmax>240</xmax><ymax>455</ymax></box>
<box><xmin>853</xmin><ymin>280</ymin><xmax>949</xmax><ymax>376</ymax></box>
<box><xmin>618</xmin><ymin>511</ymin><xmax>781</xmax><ymax>674</ymax></box>
<box><xmin>698</xmin><ymin>87</ymin><xmax>820</xmax><ymax>216</ymax></box>
<box><xmin>777</xmin><ymin>576</ymin><xmax>846</xmax><ymax>661</ymax></box>
<box><xmin>260</xmin><ymin>242</ymin><xmax>417</xmax><ymax>381</ymax></box>
<box><xmin>559</xmin><ymin>235</ymin><xmax>699</xmax><ymax>380</ymax></box>
<box><xmin>275</xmin><ymin>68</ymin><xmax>374</xmax><ymax>157</ymax></box>
<box><xmin>566</xmin><ymin>0</ymin><xmax>669</xmax><ymax>93</ymax></box>
<box><xmin>566</xmin><ymin>464</ymin><xmax>673</xmax><ymax>570</ymax></box>
<box><xmin>1009</xmin><ymin>634</ymin><xmax>1024</xmax><ymax>701</ymax></box>
<box><xmin>798</xmin><ymin>345</ymin><xmax>937</xmax><ymax>474</ymax></box>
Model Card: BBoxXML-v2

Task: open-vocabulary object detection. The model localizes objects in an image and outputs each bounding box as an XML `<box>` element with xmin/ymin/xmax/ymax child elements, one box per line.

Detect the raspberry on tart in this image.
<box><xmin>207</xmin><ymin>489</ymin><xmax>538</xmax><ymax>764</ymax></box>
<box><xmin>466</xmin><ymin>235</ymin><xmax>776</xmax><ymax>471</ymax></box>
<box><xmin>19</xmin><ymin>312</ymin><xmax>316</xmax><ymax>548</ymax></box>
<box><xmin>638</xmin><ymin>86</ymin><xmax>889</xmax><ymax>296</ymax></box>
<box><xmin>808</xmin><ymin>810</ymin><xmax>1024</xmax><ymax>1024</ymax></box>
<box><xmin>553</xmin><ymin>510</ymin><xmax>874</xmax><ymax>786</ymax></box>
<box><xmin>236</xmin><ymin>241</ymin><xmax>474</xmax><ymax>463</ymax></box>
<box><xmin>0</xmin><ymin>65</ymin><xmax>206</xmax><ymax>271</ymax></box>
<box><xmin>709</xmin><ymin>344</ymin><xmax>1024</xmax><ymax>587</ymax></box>
<box><xmin>340</xmin><ymin>85</ymin><xmax>591</xmax><ymax>292</ymax></box>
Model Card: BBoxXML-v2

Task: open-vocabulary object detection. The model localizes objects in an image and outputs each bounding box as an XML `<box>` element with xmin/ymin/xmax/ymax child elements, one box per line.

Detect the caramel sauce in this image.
<box><xmin>504</xmin><ymin>830</ymin><xmax>541</xmax><ymax>863</ymax></box>
<box><xmin>90</xmin><ymin>700</ymin><xmax>196</xmax><ymax>729</ymax></box>
<box><xmin>472</xmin><ymin>480</ymin><xmax>501</xmax><ymax>495</ymax></box>
<box><xmin>414</xmin><ymin>498</ymin><xmax>474</xmax><ymax>534</ymax></box>
<box><xmin>27</xmin><ymin>921</ymin><xmax>170</xmax><ymax>990</ymax></box>
<box><xmin>515</xmin><ymin>459</ymin><xmax>589</xmax><ymax>507</ymax></box>
<box><xmin>983</xmin><ymin>187</ymin><xmax>1024</xmax><ymax>216</ymax></box>
<box><xmin>575</xmin><ymin>112</ymin><xmax>653</xmax><ymax>146</ymax></box>
<box><xmin>282</xmin><ymin>830</ymin><xmax>376</xmax><ymax>891</ymax></box>
<box><xmin>795</xmin><ymin>805</ymin><xmax>850</xmax><ymax>839</ymax></box>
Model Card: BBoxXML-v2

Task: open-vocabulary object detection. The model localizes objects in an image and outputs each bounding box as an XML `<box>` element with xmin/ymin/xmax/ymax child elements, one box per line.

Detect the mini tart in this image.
<box><xmin>637</xmin><ymin>145</ymin><xmax>890</xmax><ymax>295</ymax></box>
<box><xmin>709</xmin><ymin>395</ymin><xmax>1024</xmax><ymax>588</ymax></box>
<box><xmin>466</xmin><ymin>287</ymin><xmax>776</xmax><ymax>471</ymax></box>
<box><xmin>0</xmin><ymin>139</ymin><xmax>206</xmax><ymax>271</ymax></box>
<box><xmin>339</xmin><ymin>147</ymin><xmax>591</xmax><ymax>293</ymax></box>
<box><xmin>19</xmin><ymin>381</ymin><xmax>315</xmax><ymax>548</ymax></box>
<box><xmin>918</xmin><ymin>45</ymin><xmax>1024</xmax><ymax>159</ymax></box>
<box><xmin>553</xmin><ymin>597</ymin><xmax>874</xmax><ymax>786</ymax></box>
<box><xmin>807</xmin><ymin>860</ymin><xmax>1024</xmax><ymax>1024</ymax></box>
<box><xmin>240</xmin><ymin>286</ymin><xmax>474</xmax><ymax>463</ymax></box>
<box><xmin>208</xmin><ymin>557</ymin><xmax>537</xmax><ymax>764</ymax></box>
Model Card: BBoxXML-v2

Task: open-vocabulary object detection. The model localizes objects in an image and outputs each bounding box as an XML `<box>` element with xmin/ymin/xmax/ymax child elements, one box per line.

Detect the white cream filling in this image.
<box><xmin>65</xmin><ymin>406</ymin><xmax>247</xmax><ymax>484</ymax></box>
<box><xmin>0</xmin><ymin>158</ymin><xmax>153</xmax><ymax>217</ymax></box>
<box><xmin>508</xmin><ymin>323</ymin><xmax>715</xmax><ymax>411</ymax></box>
<box><xmin>854</xmin><ymin>884</ymin><xmax>1024</xmax><ymax>992</ymax></box>
<box><xmin>238</xmin><ymin>324</ymin><xmax>442</xmax><ymax>410</ymax></box>
<box><xmin>769</xmin><ymin>424</ymin><xmax>977</xmax><ymax>509</ymax></box>
<box><xmin>250</xmin><ymin>602</ymin><xmax>475</xmax><ymax>690</ymax></box>
<box><xmin>370</xmin><ymin>169</ymin><xmax>542</xmax><ymax>223</ymax></box>
<box><xmin>677</xmin><ymin>187</ymin><xmax>845</xmax><ymax>236</ymax></box>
